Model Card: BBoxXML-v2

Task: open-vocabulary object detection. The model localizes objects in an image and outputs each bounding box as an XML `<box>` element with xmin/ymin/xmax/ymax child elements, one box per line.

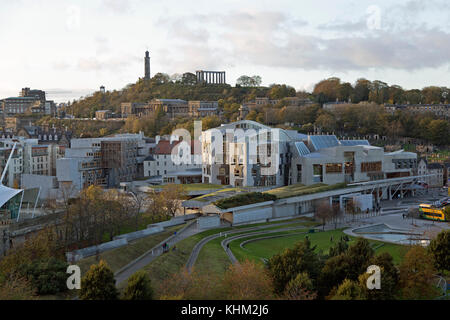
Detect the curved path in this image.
<box><xmin>221</xmin><ymin>226</ymin><xmax>309</xmax><ymax>264</ymax></box>
<box><xmin>185</xmin><ymin>219</ymin><xmax>310</xmax><ymax>272</ymax></box>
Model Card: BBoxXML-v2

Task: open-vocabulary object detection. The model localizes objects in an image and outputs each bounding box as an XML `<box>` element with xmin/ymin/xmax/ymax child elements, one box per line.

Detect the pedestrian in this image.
<box><xmin>330</xmin><ymin>235</ymin><xmax>333</xmax><ymax>242</ymax></box>
<box><xmin>227</xmin><ymin>243</ymin><xmax>230</xmax><ymax>250</ymax></box>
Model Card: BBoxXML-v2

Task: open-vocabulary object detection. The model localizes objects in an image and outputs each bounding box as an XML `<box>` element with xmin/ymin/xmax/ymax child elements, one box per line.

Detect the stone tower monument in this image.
<box><xmin>144</xmin><ymin>51</ymin><xmax>150</xmax><ymax>80</ymax></box>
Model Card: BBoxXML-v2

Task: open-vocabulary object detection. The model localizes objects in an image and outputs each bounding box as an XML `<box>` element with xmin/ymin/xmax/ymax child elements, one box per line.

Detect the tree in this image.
<box><xmin>331</xmin><ymin>278</ymin><xmax>365</xmax><ymax>300</ymax></box>
<box><xmin>428</xmin><ymin>230</ymin><xmax>450</xmax><ymax>272</ymax></box>
<box><xmin>122</xmin><ymin>271</ymin><xmax>154</xmax><ymax>300</ymax></box>
<box><xmin>283</xmin><ymin>272</ymin><xmax>317</xmax><ymax>300</ymax></box>
<box><xmin>313</xmin><ymin>77</ymin><xmax>341</xmax><ymax>103</ymax></box>
<box><xmin>158</xmin><ymin>269</ymin><xmax>221</xmax><ymax>300</ymax></box>
<box><xmin>267</xmin><ymin>238</ymin><xmax>321</xmax><ymax>294</ymax></box>
<box><xmin>151</xmin><ymin>73</ymin><xmax>170</xmax><ymax>84</ymax></box>
<box><xmin>345</xmin><ymin>238</ymin><xmax>374</xmax><ymax>279</ymax></box>
<box><xmin>318</xmin><ymin>238</ymin><xmax>373</xmax><ymax>298</ymax></box>
<box><xmin>222</xmin><ymin>260</ymin><xmax>275</xmax><ymax>299</ymax></box>
<box><xmin>160</xmin><ymin>184</ymin><xmax>187</xmax><ymax>217</ymax></box>
<box><xmin>314</xmin><ymin>199</ymin><xmax>333</xmax><ymax>230</ymax></box>
<box><xmin>398</xmin><ymin>246</ymin><xmax>438</xmax><ymax>300</ymax></box>
<box><xmin>80</xmin><ymin>260</ymin><xmax>118</xmax><ymax>300</ymax></box>
<box><xmin>19</xmin><ymin>257</ymin><xmax>68</xmax><ymax>295</ymax></box>
<box><xmin>328</xmin><ymin>237</ymin><xmax>349</xmax><ymax>258</ymax></box>
<box><xmin>181</xmin><ymin>72</ymin><xmax>197</xmax><ymax>85</ymax></box>
<box><xmin>236</xmin><ymin>75</ymin><xmax>262</xmax><ymax>87</ymax></box>
<box><xmin>0</xmin><ymin>275</ymin><xmax>36</xmax><ymax>300</ymax></box>
<box><xmin>364</xmin><ymin>252</ymin><xmax>399</xmax><ymax>300</ymax></box>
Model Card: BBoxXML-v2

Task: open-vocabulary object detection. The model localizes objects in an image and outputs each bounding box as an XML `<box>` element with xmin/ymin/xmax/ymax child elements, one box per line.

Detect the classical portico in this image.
<box><xmin>196</xmin><ymin>70</ymin><xmax>226</xmax><ymax>84</ymax></box>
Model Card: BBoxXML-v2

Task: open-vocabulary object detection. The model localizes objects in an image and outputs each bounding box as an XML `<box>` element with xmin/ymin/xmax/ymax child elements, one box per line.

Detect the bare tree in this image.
<box><xmin>314</xmin><ymin>199</ymin><xmax>333</xmax><ymax>231</ymax></box>
<box><xmin>330</xmin><ymin>203</ymin><xmax>343</xmax><ymax>229</ymax></box>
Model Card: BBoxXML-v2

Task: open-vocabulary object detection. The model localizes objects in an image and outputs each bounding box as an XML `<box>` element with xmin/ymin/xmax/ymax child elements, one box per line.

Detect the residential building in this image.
<box><xmin>188</xmin><ymin>101</ymin><xmax>219</xmax><ymax>117</ymax></box>
<box><xmin>384</xmin><ymin>104</ymin><xmax>450</xmax><ymax>118</ymax></box>
<box><xmin>417</xmin><ymin>158</ymin><xmax>444</xmax><ymax>187</ymax></box>
<box><xmin>95</xmin><ymin>109</ymin><xmax>112</xmax><ymax>120</ymax></box>
<box><xmin>143</xmin><ymin>138</ymin><xmax>202</xmax><ymax>180</ymax></box>
<box><xmin>56</xmin><ymin>132</ymin><xmax>151</xmax><ymax>192</ymax></box>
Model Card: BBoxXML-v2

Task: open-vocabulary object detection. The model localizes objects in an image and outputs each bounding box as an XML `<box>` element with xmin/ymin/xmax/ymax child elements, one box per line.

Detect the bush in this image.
<box><xmin>122</xmin><ymin>271</ymin><xmax>154</xmax><ymax>300</ymax></box>
<box><xmin>19</xmin><ymin>257</ymin><xmax>68</xmax><ymax>295</ymax></box>
<box><xmin>80</xmin><ymin>260</ymin><xmax>118</xmax><ymax>300</ymax></box>
<box><xmin>428</xmin><ymin>230</ymin><xmax>450</xmax><ymax>271</ymax></box>
<box><xmin>214</xmin><ymin>192</ymin><xmax>277</xmax><ymax>209</ymax></box>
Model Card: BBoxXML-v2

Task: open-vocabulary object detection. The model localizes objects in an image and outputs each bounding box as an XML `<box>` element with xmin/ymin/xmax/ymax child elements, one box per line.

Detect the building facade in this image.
<box><xmin>201</xmin><ymin>120</ymin><xmax>418</xmax><ymax>188</ymax></box>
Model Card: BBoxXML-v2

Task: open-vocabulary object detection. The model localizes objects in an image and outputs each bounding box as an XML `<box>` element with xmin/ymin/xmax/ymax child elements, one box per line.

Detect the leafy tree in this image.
<box><xmin>328</xmin><ymin>237</ymin><xmax>349</xmax><ymax>258</ymax></box>
<box><xmin>428</xmin><ymin>230</ymin><xmax>450</xmax><ymax>272</ymax></box>
<box><xmin>267</xmin><ymin>238</ymin><xmax>322</xmax><ymax>294</ymax></box>
<box><xmin>283</xmin><ymin>272</ymin><xmax>317</xmax><ymax>300</ymax></box>
<box><xmin>352</xmin><ymin>78</ymin><xmax>371</xmax><ymax>103</ymax></box>
<box><xmin>80</xmin><ymin>260</ymin><xmax>118</xmax><ymax>300</ymax></box>
<box><xmin>19</xmin><ymin>257</ymin><xmax>68</xmax><ymax>295</ymax></box>
<box><xmin>181</xmin><ymin>72</ymin><xmax>197</xmax><ymax>85</ymax></box>
<box><xmin>0</xmin><ymin>275</ymin><xmax>36</xmax><ymax>300</ymax></box>
<box><xmin>0</xmin><ymin>228</ymin><xmax>63</xmax><ymax>277</ymax></box>
<box><xmin>398</xmin><ymin>246</ymin><xmax>439</xmax><ymax>300</ymax></box>
<box><xmin>313</xmin><ymin>77</ymin><xmax>341</xmax><ymax>103</ymax></box>
<box><xmin>345</xmin><ymin>238</ymin><xmax>374</xmax><ymax>279</ymax></box>
<box><xmin>364</xmin><ymin>252</ymin><xmax>399</xmax><ymax>300</ymax></box>
<box><xmin>122</xmin><ymin>271</ymin><xmax>154</xmax><ymax>300</ymax></box>
<box><xmin>318</xmin><ymin>238</ymin><xmax>373</xmax><ymax>297</ymax></box>
<box><xmin>331</xmin><ymin>278</ymin><xmax>365</xmax><ymax>300</ymax></box>
<box><xmin>160</xmin><ymin>184</ymin><xmax>187</xmax><ymax>217</ymax></box>
<box><xmin>222</xmin><ymin>260</ymin><xmax>275</xmax><ymax>299</ymax></box>
<box><xmin>236</xmin><ymin>75</ymin><xmax>262</xmax><ymax>87</ymax></box>
<box><xmin>158</xmin><ymin>269</ymin><xmax>221</xmax><ymax>300</ymax></box>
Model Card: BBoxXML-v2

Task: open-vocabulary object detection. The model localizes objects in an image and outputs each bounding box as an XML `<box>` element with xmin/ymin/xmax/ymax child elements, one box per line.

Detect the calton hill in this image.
<box><xmin>38</xmin><ymin>75</ymin><xmax>450</xmax><ymax>149</ymax></box>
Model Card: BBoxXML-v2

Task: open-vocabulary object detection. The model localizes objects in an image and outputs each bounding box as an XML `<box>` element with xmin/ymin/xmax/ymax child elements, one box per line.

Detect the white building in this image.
<box><xmin>56</xmin><ymin>132</ymin><xmax>152</xmax><ymax>192</ymax></box>
<box><xmin>201</xmin><ymin>120</ymin><xmax>418</xmax><ymax>188</ymax></box>
<box><xmin>143</xmin><ymin>138</ymin><xmax>202</xmax><ymax>181</ymax></box>
<box><xmin>201</xmin><ymin>120</ymin><xmax>307</xmax><ymax>187</ymax></box>
<box><xmin>417</xmin><ymin>158</ymin><xmax>444</xmax><ymax>187</ymax></box>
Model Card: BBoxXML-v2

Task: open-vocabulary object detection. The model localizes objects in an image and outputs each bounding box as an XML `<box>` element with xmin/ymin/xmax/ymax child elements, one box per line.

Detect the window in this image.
<box><xmin>326</xmin><ymin>163</ymin><xmax>342</xmax><ymax>174</ymax></box>
<box><xmin>361</xmin><ymin>161</ymin><xmax>382</xmax><ymax>172</ymax></box>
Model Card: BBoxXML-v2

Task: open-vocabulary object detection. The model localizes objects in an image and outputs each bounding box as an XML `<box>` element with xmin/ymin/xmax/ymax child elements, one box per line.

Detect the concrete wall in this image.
<box><xmin>113</xmin><ymin>226</ymin><xmax>163</xmax><ymax>242</ymax></box>
<box><xmin>197</xmin><ymin>215</ymin><xmax>221</xmax><ymax>229</ymax></box>
<box><xmin>21</xmin><ymin>174</ymin><xmax>59</xmax><ymax>200</ymax></box>
<box><xmin>66</xmin><ymin>238</ymin><xmax>128</xmax><ymax>262</ymax></box>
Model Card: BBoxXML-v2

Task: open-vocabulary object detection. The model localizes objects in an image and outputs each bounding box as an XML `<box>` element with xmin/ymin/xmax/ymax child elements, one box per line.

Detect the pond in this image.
<box><xmin>353</xmin><ymin>223</ymin><xmax>429</xmax><ymax>245</ymax></box>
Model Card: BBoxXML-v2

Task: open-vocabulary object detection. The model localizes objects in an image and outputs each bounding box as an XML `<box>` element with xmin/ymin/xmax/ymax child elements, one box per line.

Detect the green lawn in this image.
<box><xmin>77</xmin><ymin>224</ymin><xmax>184</xmax><ymax>275</ymax></box>
<box><xmin>230</xmin><ymin>228</ymin><xmax>408</xmax><ymax>265</ymax></box>
<box><xmin>134</xmin><ymin>227</ymin><xmax>232</xmax><ymax>296</ymax></box>
<box><xmin>148</xmin><ymin>183</ymin><xmax>226</xmax><ymax>192</ymax></box>
<box><xmin>264</xmin><ymin>182</ymin><xmax>350</xmax><ymax>199</ymax></box>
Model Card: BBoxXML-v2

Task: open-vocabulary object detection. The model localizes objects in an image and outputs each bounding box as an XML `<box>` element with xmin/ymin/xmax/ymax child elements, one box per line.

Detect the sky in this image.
<box><xmin>1</xmin><ymin>0</ymin><xmax>450</xmax><ymax>102</ymax></box>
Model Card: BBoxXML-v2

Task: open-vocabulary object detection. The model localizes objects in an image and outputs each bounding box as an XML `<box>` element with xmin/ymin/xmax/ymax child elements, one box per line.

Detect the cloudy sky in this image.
<box><xmin>1</xmin><ymin>0</ymin><xmax>450</xmax><ymax>102</ymax></box>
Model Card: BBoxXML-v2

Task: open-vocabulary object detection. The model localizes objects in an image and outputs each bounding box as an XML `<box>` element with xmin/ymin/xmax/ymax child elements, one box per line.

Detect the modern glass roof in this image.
<box><xmin>295</xmin><ymin>141</ymin><xmax>311</xmax><ymax>156</ymax></box>
<box><xmin>309</xmin><ymin>135</ymin><xmax>340</xmax><ymax>151</ymax></box>
<box><xmin>339</xmin><ymin>140</ymin><xmax>370</xmax><ymax>146</ymax></box>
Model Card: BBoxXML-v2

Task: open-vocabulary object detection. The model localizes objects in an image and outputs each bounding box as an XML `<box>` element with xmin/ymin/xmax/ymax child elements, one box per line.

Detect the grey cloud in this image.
<box><xmin>156</xmin><ymin>9</ymin><xmax>450</xmax><ymax>73</ymax></box>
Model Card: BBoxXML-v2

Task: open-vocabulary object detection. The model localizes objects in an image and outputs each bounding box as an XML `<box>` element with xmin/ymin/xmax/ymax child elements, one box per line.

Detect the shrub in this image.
<box><xmin>122</xmin><ymin>271</ymin><xmax>154</xmax><ymax>300</ymax></box>
<box><xmin>214</xmin><ymin>192</ymin><xmax>277</xmax><ymax>209</ymax></box>
<box><xmin>19</xmin><ymin>257</ymin><xmax>68</xmax><ymax>295</ymax></box>
<box><xmin>80</xmin><ymin>260</ymin><xmax>118</xmax><ymax>300</ymax></box>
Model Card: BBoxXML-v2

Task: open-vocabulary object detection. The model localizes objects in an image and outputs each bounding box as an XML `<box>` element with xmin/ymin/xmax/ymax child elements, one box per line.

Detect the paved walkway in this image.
<box><xmin>115</xmin><ymin>220</ymin><xmax>202</xmax><ymax>285</ymax></box>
